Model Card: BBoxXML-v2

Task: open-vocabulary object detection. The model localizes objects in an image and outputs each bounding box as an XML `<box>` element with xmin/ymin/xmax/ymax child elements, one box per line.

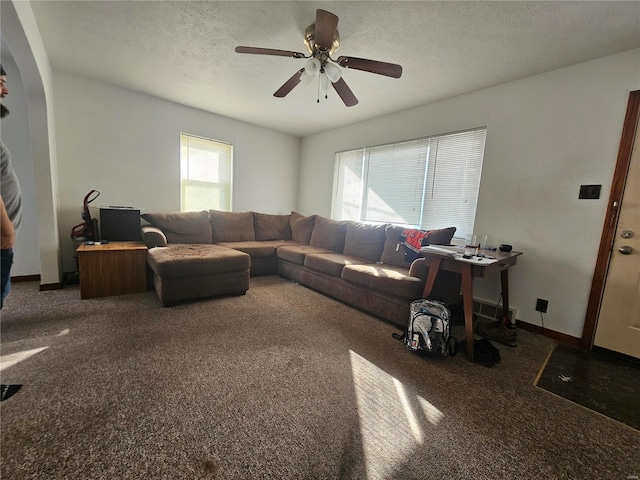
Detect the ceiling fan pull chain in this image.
<box><xmin>317</xmin><ymin>75</ymin><xmax>321</xmax><ymax>103</ymax></box>
<box><xmin>322</xmin><ymin>69</ymin><xmax>327</xmax><ymax>100</ymax></box>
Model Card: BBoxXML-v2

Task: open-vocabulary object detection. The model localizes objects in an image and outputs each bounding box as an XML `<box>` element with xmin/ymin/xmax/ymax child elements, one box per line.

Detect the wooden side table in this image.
<box><xmin>77</xmin><ymin>241</ymin><xmax>147</xmax><ymax>299</ymax></box>
<box><xmin>419</xmin><ymin>246</ymin><xmax>523</xmax><ymax>361</ymax></box>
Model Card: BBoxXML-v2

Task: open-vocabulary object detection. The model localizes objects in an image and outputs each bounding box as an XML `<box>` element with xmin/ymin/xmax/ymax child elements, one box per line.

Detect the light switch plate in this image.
<box><xmin>579</xmin><ymin>184</ymin><xmax>601</xmax><ymax>199</ymax></box>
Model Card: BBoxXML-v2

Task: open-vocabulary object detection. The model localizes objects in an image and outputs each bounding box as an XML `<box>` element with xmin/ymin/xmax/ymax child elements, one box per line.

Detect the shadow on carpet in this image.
<box><xmin>535</xmin><ymin>343</ymin><xmax>640</xmax><ymax>431</ymax></box>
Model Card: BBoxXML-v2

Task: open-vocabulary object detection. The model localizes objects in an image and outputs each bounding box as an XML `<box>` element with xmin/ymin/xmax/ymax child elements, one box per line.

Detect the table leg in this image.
<box><xmin>501</xmin><ymin>268</ymin><xmax>510</xmax><ymax>325</ymax></box>
<box><xmin>422</xmin><ymin>256</ymin><xmax>442</xmax><ymax>298</ymax></box>
<box><xmin>460</xmin><ymin>262</ymin><xmax>474</xmax><ymax>361</ymax></box>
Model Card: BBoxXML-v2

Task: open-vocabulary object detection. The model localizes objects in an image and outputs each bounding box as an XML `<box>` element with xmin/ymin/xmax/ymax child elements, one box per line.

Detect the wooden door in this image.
<box><xmin>590</xmin><ymin>93</ymin><xmax>640</xmax><ymax>359</ymax></box>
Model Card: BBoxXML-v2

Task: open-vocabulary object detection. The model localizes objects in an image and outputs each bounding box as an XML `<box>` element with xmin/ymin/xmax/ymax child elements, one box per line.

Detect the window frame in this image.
<box><xmin>180</xmin><ymin>132</ymin><xmax>233</xmax><ymax>213</ymax></box>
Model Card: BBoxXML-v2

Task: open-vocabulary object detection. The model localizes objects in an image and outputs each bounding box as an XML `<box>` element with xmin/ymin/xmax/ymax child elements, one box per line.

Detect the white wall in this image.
<box><xmin>2</xmin><ymin>0</ymin><xmax>61</xmax><ymax>285</ymax></box>
<box><xmin>53</xmin><ymin>72</ymin><xmax>300</xmax><ymax>273</ymax></box>
<box><xmin>299</xmin><ymin>49</ymin><xmax>640</xmax><ymax>338</ymax></box>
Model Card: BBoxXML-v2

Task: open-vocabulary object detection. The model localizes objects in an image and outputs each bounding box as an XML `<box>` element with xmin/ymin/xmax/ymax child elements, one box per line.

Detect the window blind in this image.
<box><xmin>421</xmin><ymin>129</ymin><xmax>486</xmax><ymax>235</ymax></box>
<box><xmin>331</xmin><ymin>127</ymin><xmax>486</xmax><ymax>238</ymax></box>
<box><xmin>332</xmin><ymin>148</ymin><xmax>365</xmax><ymax>221</ymax></box>
<box><xmin>363</xmin><ymin>139</ymin><xmax>429</xmax><ymax>225</ymax></box>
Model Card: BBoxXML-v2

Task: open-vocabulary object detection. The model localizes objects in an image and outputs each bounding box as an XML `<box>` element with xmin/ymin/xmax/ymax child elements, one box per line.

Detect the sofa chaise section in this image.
<box><xmin>146</xmin><ymin>243</ymin><xmax>250</xmax><ymax>306</ymax></box>
<box><xmin>141</xmin><ymin>209</ymin><xmax>461</xmax><ymax>327</ymax></box>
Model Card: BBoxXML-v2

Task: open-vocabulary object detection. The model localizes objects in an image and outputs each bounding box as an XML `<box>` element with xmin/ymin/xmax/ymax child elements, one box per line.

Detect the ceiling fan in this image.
<box><xmin>235</xmin><ymin>9</ymin><xmax>403</xmax><ymax>107</ymax></box>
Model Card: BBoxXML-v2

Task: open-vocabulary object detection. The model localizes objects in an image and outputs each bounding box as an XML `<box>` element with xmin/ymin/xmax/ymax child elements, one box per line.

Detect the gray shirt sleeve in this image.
<box><xmin>0</xmin><ymin>140</ymin><xmax>23</xmax><ymax>234</ymax></box>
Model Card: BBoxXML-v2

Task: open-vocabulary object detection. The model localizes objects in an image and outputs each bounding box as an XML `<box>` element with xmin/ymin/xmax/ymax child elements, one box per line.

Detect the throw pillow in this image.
<box><xmin>423</xmin><ymin>227</ymin><xmax>457</xmax><ymax>246</ymax></box>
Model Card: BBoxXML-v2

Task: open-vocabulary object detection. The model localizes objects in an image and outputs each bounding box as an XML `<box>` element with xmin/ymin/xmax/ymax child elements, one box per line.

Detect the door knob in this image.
<box><xmin>618</xmin><ymin>246</ymin><xmax>633</xmax><ymax>255</ymax></box>
<box><xmin>620</xmin><ymin>230</ymin><xmax>634</xmax><ymax>239</ymax></box>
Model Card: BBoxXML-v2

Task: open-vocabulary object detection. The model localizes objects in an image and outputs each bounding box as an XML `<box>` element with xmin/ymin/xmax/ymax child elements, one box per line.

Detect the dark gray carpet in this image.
<box><xmin>535</xmin><ymin>343</ymin><xmax>640</xmax><ymax>430</ymax></box>
<box><xmin>1</xmin><ymin>276</ymin><xmax>639</xmax><ymax>479</ymax></box>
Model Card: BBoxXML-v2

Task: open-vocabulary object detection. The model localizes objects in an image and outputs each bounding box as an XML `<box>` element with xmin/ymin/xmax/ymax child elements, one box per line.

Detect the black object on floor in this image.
<box><xmin>477</xmin><ymin>338</ymin><xmax>501</xmax><ymax>362</ymax></box>
<box><xmin>476</xmin><ymin>320</ymin><xmax>518</xmax><ymax>347</ymax></box>
<box><xmin>535</xmin><ymin>343</ymin><xmax>640</xmax><ymax>430</ymax></box>
<box><xmin>458</xmin><ymin>339</ymin><xmax>500</xmax><ymax>367</ymax></box>
<box><xmin>1</xmin><ymin>384</ymin><xmax>22</xmax><ymax>402</ymax></box>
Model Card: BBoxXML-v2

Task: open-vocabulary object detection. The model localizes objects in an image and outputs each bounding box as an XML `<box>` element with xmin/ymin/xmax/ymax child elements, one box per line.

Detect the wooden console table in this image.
<box><xmin>77</xmin><ymin>241</ymin><xmax>147</xmax><ymax>299</ymax></box>
<box><xmin>419</xmin><ymin>246</ymin><xmax>522</xmax><ymax>361</ymax></box>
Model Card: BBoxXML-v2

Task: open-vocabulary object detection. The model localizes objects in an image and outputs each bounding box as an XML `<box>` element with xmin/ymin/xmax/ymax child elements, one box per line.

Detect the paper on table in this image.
<box><xmin>419</xmin><ymin>245</ymin><xmax>463</xmax><ymax>256</ymax></box>
<box><xmin>420</xmin><ymin>245</ymin><xmax>498</xmax><ymax>265</ymax></box>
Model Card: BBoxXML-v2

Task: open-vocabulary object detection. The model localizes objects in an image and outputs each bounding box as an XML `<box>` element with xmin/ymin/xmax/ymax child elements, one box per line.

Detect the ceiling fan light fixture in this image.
<box><xmin>324</xmin><ymin>62</ymin><xmax>342</xmax><ymax>83</ymax></box>
<box><xmin>302</xmin><ymin>71</ymin><xmax>316</xmax><ymax>86</ymax></box>
<box><xmin>304</xmin><ymin>58</ymin><xmax>321</xmax><ymax>76</ymax></box>
<box><xmin>235</xmin><ymin>9</ymin><xmax>400</xmax><ymax>107</ymax></box>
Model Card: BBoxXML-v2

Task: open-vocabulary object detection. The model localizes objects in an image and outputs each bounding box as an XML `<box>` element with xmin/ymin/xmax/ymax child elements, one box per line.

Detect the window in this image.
<box><xmin>180</xmin><ymin>133</ymin><xmax>233</xmax><ymax>212</ymax></box>
<box><xmin>331</xmin><ymin>128</ymin><xmax>486</xmax><ymax>238</ymax></box>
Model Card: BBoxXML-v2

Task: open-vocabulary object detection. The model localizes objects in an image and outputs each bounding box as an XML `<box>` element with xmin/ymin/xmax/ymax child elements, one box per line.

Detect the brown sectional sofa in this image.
<box><xmin>141</xmin><ymin>210</ymin><xmax>461</xmax><ymax>327</ymax></box>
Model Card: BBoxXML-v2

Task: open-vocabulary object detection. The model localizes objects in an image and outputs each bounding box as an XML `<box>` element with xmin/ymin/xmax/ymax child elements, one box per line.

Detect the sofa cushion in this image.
<box><xmin>423</xmin><ymin>227</ymin><xmax>457</xmax><ymax>246</ymax></box>
<box><xmin>216</xmin><ymin>241</ymin><xmax>275</xmax><ymax>258</ymax></box>
<box><xmin>289</xmin><ymin>211</ymin><xmax>316</xmax><ymax>244</ymax></box>
<box><xmin>380</xmin><ymin>225</ymin><xmax>457</xmax><ymax>267</ymax></box>
<box><xmin>341</xmin><ymin>263</ymin><xmax>424</xmax><ymax>300</ymax></box>
<box><xmin>253</xmin><ymin>212</ymin><xmax>292</xmax><ymax>241</ymax></box>
<box><xmin>259</xmin><ymin>239</ymin><xmax>299</xmax><ymax>249</ymax></box>
<box><xmin>309</xmin><ymin>216</ymin><xmax>349</xmax><ymax>252</ymax></box>
<box><xmin>343</xmin><ymin>222</ymin><xmax>388</xmax><ymax>262</ymax></box>
<box><xmin>141</xmin><ymin>210</ymin><xmax>212</xmax><ymax>244</ymax></box>
<box><xmin>147</xmin><ymin>244</ymin><xmax>250</xmax><ymax>279</ymax></box>
<box><xmin>210</xmin><ymin>210</ymin><xmax>255</xmax><ymax>242</ymax></box>
<box><xmin>277</xmin><ymin>244</ymin><xmax>336</xmax><ymax>265</ymax></box>
<box><xmin>380</xmin><ymin>225</ymin><xmax>412</xmax><ymax>268</ymax></box>
<box><xmin>304</xmin><ymin>253</ymin><xmax>370</xmax><ymax>278</ymax></box>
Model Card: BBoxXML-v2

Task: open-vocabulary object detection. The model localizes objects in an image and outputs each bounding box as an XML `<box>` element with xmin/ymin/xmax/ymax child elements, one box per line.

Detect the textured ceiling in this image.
<box><xmin>28</xmin><ymin>1</ymin><xmax>640</xmax><ymax>137</ymax></box>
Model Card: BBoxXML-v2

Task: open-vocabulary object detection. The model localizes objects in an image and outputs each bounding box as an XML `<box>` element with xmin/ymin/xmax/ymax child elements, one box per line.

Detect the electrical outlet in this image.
<box><xmin>536</xmin><ymin>298</ymin><xmax>549</xmax><ymax>313</ymax></box>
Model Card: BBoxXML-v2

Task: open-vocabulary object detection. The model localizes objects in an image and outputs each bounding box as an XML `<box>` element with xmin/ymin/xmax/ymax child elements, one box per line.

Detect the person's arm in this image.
<box><xmin>0</xmin><ymin>196</ymin><xmax>15</xmax><ymax>249</ymax></box>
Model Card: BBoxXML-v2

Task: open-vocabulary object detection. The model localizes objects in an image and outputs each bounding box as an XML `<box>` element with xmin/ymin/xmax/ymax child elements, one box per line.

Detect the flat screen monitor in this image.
<box><xmin>99</xmin><ymin>207</ymin><xmax>141</xmax><ymax>242</ymax></box>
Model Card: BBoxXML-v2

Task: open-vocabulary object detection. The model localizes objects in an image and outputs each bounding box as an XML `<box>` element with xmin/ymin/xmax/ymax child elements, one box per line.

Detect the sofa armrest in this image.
<box><xmin>408</xmin><ymin>257</ymin><xmax>428</xmax><ymax>280</ymax></box>
<box><xmin>409</xmin><ymin>257</ymin><xmax>462</xmax><ymax>303</ymax></box>
<box><xmin>141</xmin><ymin>225</ymin><xmax>168</xmax><ymax>248</ymax></box>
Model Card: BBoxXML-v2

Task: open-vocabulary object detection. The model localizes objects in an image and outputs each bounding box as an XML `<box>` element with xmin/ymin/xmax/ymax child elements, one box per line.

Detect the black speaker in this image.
<box><xmin>99</xmin><ymin>207</ymin><xmax>141</xmax><ymax>241</ymax></box>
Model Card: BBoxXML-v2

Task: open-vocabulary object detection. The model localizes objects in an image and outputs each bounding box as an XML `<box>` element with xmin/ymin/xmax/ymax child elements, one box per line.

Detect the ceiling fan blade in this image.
<box><xmin>315</xmin><ymin>9</ymin><xmax>339</xmax><ymax>52</ymax></box>
<box><xmin>235</xmin><ymin>46</ymin><xmax>306</xmax><ymax>59</ymax></box>
<box><xmin>332</xmin><ymin>77</ymin><xmax>358</xmax><ymax>107</ymax></box>
<box><xmin>274</xmin><ymin>69</ymin><xmax>305</xmax><ymax>98</ymax></box>
<box><xmin>337</xmin><ymin>56</ymin><xmax>403</xmax><ymax>78</ymax></box>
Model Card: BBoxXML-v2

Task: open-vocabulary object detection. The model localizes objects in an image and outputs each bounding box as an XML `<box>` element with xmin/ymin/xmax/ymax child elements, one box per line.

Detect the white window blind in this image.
<box><xmin>363</xmin><ymin>139</ymin><xmax>429</xmax><ymax>225</ymax></box>
<box><xmin>331</xmin><ymin>128</ymin><xmax>486</xmax><ymax>238</ymax></box>
<box><xmin>422</xmin><ymin>129</ymin><xmax>486</xmax><ymax>235</ymax></box>
<box><xmin>180</xmin><ymin>133</ymin><xmax>233</xmax><ymax>212</ymax></box>
<box><xmin>332</xmin><ymin>148</ymin><xmax>364</xmax><ymax>221</ymax></box>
